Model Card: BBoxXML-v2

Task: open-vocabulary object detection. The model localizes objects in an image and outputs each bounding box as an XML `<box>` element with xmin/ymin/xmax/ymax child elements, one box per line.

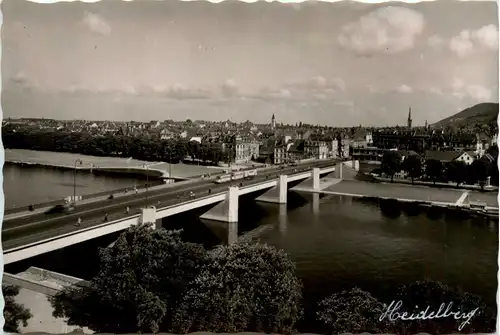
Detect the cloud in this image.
<box><xmin>163</xmin><ymin>84</ymin><xmax>211</xmax><ymax>100</ymax></box>
<box><xmin>449</xmin><ymin>31</ymin><xmax>475</xmax><ymax>57</ymax></box>
<box><xmin>288</xmin><ymin>76</ymin><xmax>345</xmax><ymax>94</ymax></box>
<box><xmin>427</xmin><ymin>35</ymin><xmax>444</xmax><ymax>48</ymax></box>
<box><xmin>10</xmin><ymin>72</ymin><xmax>28</xmax><ymax>85</ymax></box>
<box><xmin>220</xmin><ymin>79</ymin><xmax>239</xmax><ymax>97</ymax></box>
<box><xmin>254</xmin><ymin>88</ymin><xmax>293</xmax><ymax>101</ymax></box>
<box><xmin>423</xmin><ymin>78</ymin><xmax>493</xmax><ymax>102</ymax></box>
<box><xmin>338</xmin><ymin>6</ymin><xmax>425</xmax><ymax>54</ymax></box>
<box><xmin>426</xmin><ymin>77</ymin><xmax>493</xmax><ymax>102</ymax></box>
<box><xmin>449</xmin><ymin>24</ymin><xmax>498</xmax><ymax>57</ymax></box>
<box><xmin>427</xmin><ymin>87</ymin><xmax>443</xmax><ymax>95</ymax></box>
<box><xmin>82</xmin><ymin>11</ymin><xmax>111</xmax><ymax>36</ymax></box>
<box><xmin>450</xmin><ymin>77</ymin><xmax>492</xmax><ymax>101</ymax></box>
<box><xmin>124</xmin><ymin>86</ymin><xmax>138</xmax><ymax>95</ymax></box>
<box><xmin>396</xmin><ymin>84</ymin><xmax>413</xmax><ymax>93</ymax></box>
<box><xmin>7</xmin><ymin>72</ymin><xmax>40</xmax><ymax>91</ymax></box>
<box><xmin>472</xmin><ymin>24</ymin><xmax>499</xmax><ymax>50</ymax></box>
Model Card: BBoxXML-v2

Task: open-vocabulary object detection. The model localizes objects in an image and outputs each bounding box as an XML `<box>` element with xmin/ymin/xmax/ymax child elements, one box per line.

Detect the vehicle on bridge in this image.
<box><xmin>44</xmin><ymin>203</ymin><xmax>75</xmax><ymax>215</ymax></box>
<box><xmin>214</xmin><ymin>169</ymin><xmax>258</xmax><ymax>184</ymax></box>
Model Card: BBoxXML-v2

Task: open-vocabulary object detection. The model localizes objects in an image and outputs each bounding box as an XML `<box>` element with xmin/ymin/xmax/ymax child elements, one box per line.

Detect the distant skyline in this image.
<box><xmin>2</xmin><ymin>0</ymin><xmax>498</xmax><ymax>126</ymax></box>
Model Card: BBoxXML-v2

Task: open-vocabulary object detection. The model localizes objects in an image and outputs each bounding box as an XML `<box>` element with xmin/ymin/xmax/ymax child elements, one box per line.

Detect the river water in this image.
<box><xmin>3</xmin><ymin>163</ymin><xmax>147</xmax><ymax>209</ymax></box>
<box><xmin>3</xmin><ymin>160</ymin><xmax>498</xmax><ymax>331</ymax></box>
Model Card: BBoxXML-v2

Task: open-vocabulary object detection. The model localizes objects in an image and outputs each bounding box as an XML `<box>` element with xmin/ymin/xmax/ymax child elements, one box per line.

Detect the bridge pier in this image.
<box><xmin>334</xmin><ymin>163</ymin><xmax>343</xmax><ymax>179</ymax></box>
<box><xmin>313</xmin><ymin>168</ymin><xmax>320</xmax><ymax>190</ymax></box>
<box><xmin>256</xmin><ymin>175</ymin><xmax>288</xmax><ymax>204</ymax></box>
<box><xmin>200</xmin><ymin>186</ymin><xmax>239</xmax><ymax>223</ymax></box>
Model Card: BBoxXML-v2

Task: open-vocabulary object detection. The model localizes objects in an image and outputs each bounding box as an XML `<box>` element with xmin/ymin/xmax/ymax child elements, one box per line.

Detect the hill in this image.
<box><xmin>433</xmin><ymin>102</ymin><xmax>499</xmax><ymax>128</ymax></box>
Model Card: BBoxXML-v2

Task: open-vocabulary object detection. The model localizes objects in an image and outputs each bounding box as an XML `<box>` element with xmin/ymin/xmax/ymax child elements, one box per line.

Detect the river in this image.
<box><xmin>3</xmin><ymin>163</ymin><xmax>148</xmax><ymax>209</ymax></box>
<box><xmin>3</xmin><ymin>156</ymin><xmax>498</xmax><ymax>332</ymax></box>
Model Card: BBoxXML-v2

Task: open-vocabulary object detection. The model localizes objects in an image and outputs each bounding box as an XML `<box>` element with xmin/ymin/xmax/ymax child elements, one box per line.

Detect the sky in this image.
<box><xmin>2</xmin><ymin>0</ymin><xmax>499</xmax><ymax>126</ymax></box>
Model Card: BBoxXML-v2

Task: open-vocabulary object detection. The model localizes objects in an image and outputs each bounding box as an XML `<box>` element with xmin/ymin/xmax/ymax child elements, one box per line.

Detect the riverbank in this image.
<box><xmin>359</xmin><ymin>196</ymin><xmax>499</xmax><ymax>221</ymax></box>
<box><xmin>4</xmin><ymin>149</ymin><xmax>227</xmax><ymax>179</ymax></box>
<box><xmin>374</xmin><ymin>176</ymin><xmax>498</xmax><ymax>192</ymax></box>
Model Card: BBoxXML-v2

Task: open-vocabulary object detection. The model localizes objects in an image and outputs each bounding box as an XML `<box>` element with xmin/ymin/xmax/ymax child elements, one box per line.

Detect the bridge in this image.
<box><xmin>3</xmin><ymin>161</ymin><xmax>339</xmax><ymax>264</ymax></box>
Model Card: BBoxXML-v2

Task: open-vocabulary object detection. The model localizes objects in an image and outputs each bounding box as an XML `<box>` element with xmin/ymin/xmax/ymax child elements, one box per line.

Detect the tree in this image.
<box><xmin>469</xmin><ymin>159</ymin><xmax>489</xmax><ymax>190</ymax></box>
<box><xmin>445</xmin><ymin>160</ymin><xmax>468</xmax><ymax>187</ymax></box>
<box><xmin>381</xmin><ymin>151</ymin><xmax>402</xmax><ymax>182</ymax></box>
<box><xmin>401</xmin><ymin>155</ymin><xmax>422</xmax><ymax>184</ymax></box>
<box><xmin>393</xmin><ymin>280</ymin><xmax>496</xmax><ymax>334</ymax></box>
<box><xmin>488</xmin><ymin>158</ymin><xmax>498</xmax><ymax>186</ymax></box>
<box><xmin>3</xmin><ymin>285</ymin><xmax>32</xmax><ymax>333</ymax></box>
<box><xmin>172</xmin><ymin>242</ymin><xmax>303</xmax><ymax>334</ymax></box>
<box><xmin>424</xmin><ymin>159</ymin><xmax>443</xmax><ymax>185</ymax></box>
<box><xmin>317</xmin><ymin>288</ymin><xmax>391</xmax><ymax>335</ymax></box>
<box><xmin>50</xmin><ymin>225</ymin><xmax>208</xmax><ymax>333</ymax></box>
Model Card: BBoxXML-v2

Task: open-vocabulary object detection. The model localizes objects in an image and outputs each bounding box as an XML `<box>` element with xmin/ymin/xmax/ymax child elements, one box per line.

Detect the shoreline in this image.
<box><xmin>4</xmin><ymin>149</ymin><xmax>230</xmax><ymax>178</ymax></box>
<box><xmin>4</xmin><ymin>160</ymin><xmax>167</xmax><ymax>180</ymax></box>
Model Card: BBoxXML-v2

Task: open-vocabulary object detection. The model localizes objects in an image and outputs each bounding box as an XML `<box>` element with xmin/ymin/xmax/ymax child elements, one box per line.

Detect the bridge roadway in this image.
<box><xmin>2</xmin><ymin>161</ymin><xmax>334</xmax><ymax>251</ymax></box>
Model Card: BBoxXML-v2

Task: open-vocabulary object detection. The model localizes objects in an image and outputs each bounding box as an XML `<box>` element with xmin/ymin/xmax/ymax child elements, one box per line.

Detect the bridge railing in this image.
<box><xmin>4</xmin><ymin>213</ymin><xmax>142</xmax><ymax>254</ymax></box>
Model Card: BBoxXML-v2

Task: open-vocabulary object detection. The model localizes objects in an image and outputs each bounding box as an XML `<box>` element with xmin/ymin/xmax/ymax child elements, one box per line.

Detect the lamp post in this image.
<box><xmin>145</xmin><ymin>164</ymin><xmax>150</xmax><ymax>204</ymax></box>
<box><xmin>169</xmin><ymin>152</ymin><xmax>172</xmax><ymax>182</ymax></box>
<box><xmin>228</xmin><ymin>143</ymin><xmax>233</xmax><ymax>181</ymax></box>
<box><xmin>73</xmin><ymin>159</ymin><xmax>83</xmax><ymax>204</ymax></box>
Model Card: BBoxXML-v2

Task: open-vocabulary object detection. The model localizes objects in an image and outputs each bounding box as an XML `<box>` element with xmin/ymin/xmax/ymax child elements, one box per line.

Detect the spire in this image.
<box><xmin>272</xmin><ymin>114</ymin><xmax>275</xmax><ymax>120</ymax></box>
<box><xmin>407</xmin><ymin>107</ymin><xmax>412</xmax><ymax>129</ymax></box>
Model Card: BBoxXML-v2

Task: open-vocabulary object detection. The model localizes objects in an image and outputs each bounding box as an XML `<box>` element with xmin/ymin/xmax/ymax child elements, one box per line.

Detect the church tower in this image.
<box><xmin>407</xmin><ymin>107</ymin><xmax>412</xmax><ymax>129</ymax></box>
<box><xmin>271</xmin><ymin>114</ymin><xmax>276</xmax><ymax>129</ymax></box>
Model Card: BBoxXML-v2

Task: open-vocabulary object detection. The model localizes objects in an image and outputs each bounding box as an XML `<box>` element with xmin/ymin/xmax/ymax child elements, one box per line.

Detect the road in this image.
<box><xmin>3</xmin><ymin>161</ymin><xmax>335</xmax><ymax>250</ymax></box>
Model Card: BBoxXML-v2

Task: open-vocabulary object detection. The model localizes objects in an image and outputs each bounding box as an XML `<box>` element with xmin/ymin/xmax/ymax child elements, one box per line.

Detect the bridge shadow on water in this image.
<box><xmin>161</xmin><ymin>190</ymin><xmax>312</xmax><ymax>246</ymax></box>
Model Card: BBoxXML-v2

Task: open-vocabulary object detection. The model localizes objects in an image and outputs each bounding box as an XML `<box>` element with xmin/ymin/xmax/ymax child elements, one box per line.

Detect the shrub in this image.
<box><xmin>172</xmin><ymin>241</ymin><xmax>303</xmax><ymax>334</ymax></box>
<box><xmin>50</xmin><ymin>224</ymin><xmax>208</xmax><ymax>333</ymax></box>
<box><xmin>3</xmin><ymin>285</ymin><xmax>32</xmax><ymax>333</ymax></box>
<box><xmin>317</xmin><ymin>287</ymin><xmax>390</xmax><ymax>335</ymax></box>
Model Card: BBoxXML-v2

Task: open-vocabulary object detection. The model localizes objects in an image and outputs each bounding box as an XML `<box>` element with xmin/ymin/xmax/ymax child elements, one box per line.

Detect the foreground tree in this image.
<box><xmin>317</xmin><ymin>287</ymin><xmax>391</xmax><ymax>335</ymax></box>
<box><xmin>381</xmin><ymin>151</ymin><xmax>402</xmax><ymax>182</ymax></box>
<box><xmin>445</xmin><ymin>160</ymin><xmax>468</xmax><ymax>187</ymax></box>
<box><xmin>50</xmin><ymin>225</ymin><xmax>208</xmax><ymax>333</ymax></box>
<box><xmin>401</xmin><ymin>154</ymin><xmax>422</xmax><ymax>184</ymax></box>
<box><xmin>469</xmin><ymin>159</ymin><xmax>489</xmax><ymax>190</ymax></box>
<box><xmin>424</xmin><ymin>159</ymin><xmax>444</xmax><ymax>185</ymax></box>
<box><xmin>393</xmin><ymin>279</ymin><xmax>496</xmax><ymax>334</ymax></box>
<box><xmin>172</xmin><ymin>242</ymin><xmax>303</xmax><ymax>334</ymax></box>
<box><xmin>3</xmin><ymin>285</ymin><xmax>32</xmax><ymax>333</ymax></box>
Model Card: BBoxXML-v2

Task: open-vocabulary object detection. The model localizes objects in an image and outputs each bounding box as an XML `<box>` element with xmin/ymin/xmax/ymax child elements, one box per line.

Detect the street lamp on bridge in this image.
<box><xmin>145</xmin><ymin>164</ymin><xmax>150</xmax><ymax>205</ymax></box>
<box><xmin>73</xmin><ymin>159</ymin><xmax>83</xmax><ymax>204</ymax></box>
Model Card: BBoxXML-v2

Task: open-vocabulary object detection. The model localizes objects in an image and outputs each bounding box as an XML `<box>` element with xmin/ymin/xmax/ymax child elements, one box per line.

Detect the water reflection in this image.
<box><xmin>279</xmin><ymin>204</ymin><xmax>288</xmax><ymax>235</ymax></box>
<box><xmin>312</xmin><ymin>193</ymin><xmax>320</xmax><ymax>215</ymax></box>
